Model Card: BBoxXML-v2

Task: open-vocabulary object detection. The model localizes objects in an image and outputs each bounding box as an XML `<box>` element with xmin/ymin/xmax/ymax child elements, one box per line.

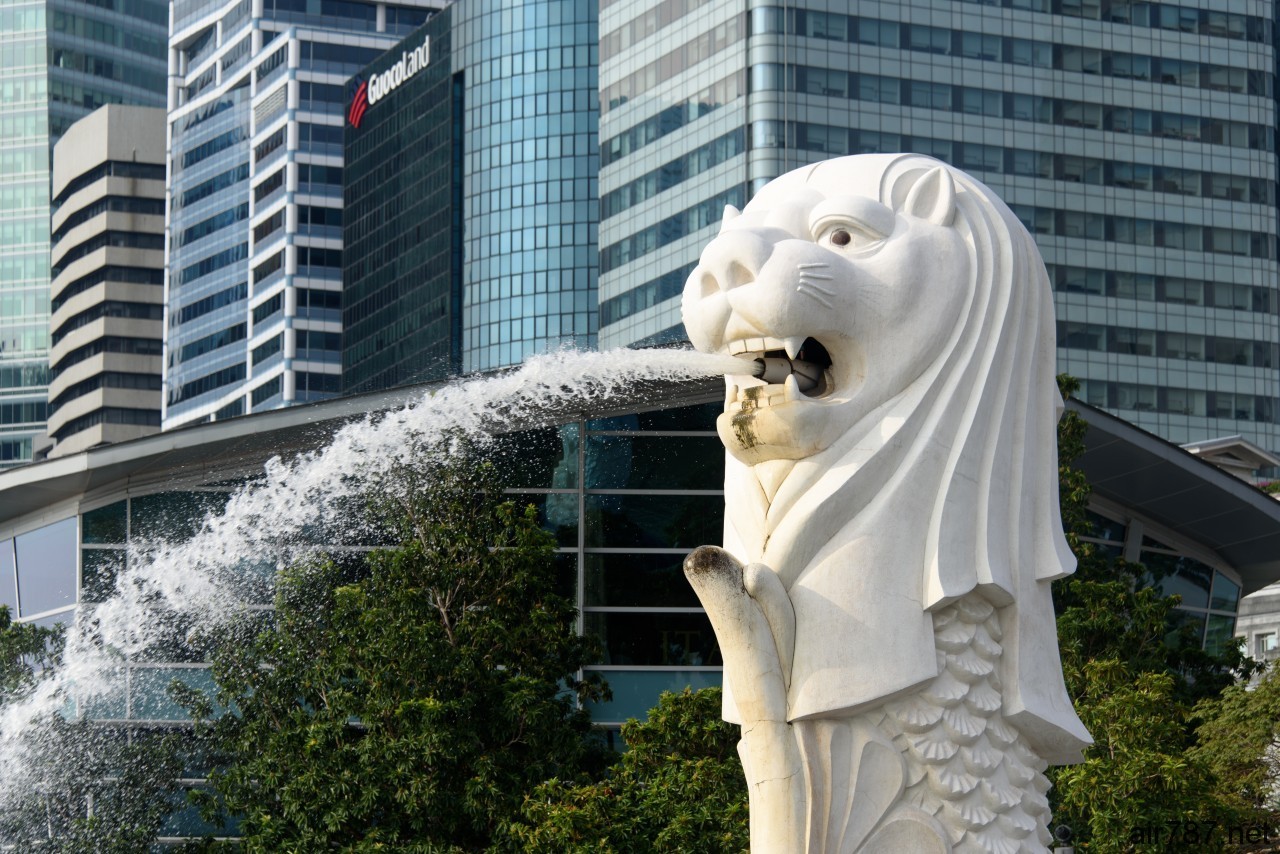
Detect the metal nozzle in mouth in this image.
<box><xmin>752</xmin><ymin>357</ymin><xmax>823</xmax><ymax>393</ymax></box>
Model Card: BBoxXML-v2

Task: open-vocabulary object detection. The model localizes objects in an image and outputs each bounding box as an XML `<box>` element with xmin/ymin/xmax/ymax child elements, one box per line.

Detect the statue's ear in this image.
<box><xmin>898</xmin><ymin>166</ymin><xmax>956</xmax><ymax>226</ymax></box>
<box><xmin>719</xmin><ymin>204</ymin><xmax>741</xmax><ymax>233</ymax></box>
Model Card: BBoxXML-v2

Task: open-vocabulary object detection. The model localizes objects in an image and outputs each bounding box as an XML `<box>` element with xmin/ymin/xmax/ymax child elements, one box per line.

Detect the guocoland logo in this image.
<box><xmin>347</xmin><ymin>35</ymin><xmax>430</xmax><ymax>129</ymax></box>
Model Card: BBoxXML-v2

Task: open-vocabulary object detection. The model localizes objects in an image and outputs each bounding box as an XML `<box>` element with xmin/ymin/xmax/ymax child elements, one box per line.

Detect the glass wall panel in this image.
<box><xmin>585</xmin><ymin>435</ymin><xmax>723</xmax><ymax>490</ymax></box>
<box><xmin>584</xmin><ymin>553</ymin><xmax>700</xmax><ymax>608</ymax></box>
<box><xmin>131</xmin><ymin>492</ymin><xmax>230</xmax><ymax>542</ymax></box>
<box><xmin>301</xmin><ymin>496</ymin><xmax>396</xmax><ymax>547</ymax></box>
<box><xmin>135</xmin><ymin>609</ymin><xmax>207</xmax><ymax>663</ymax></box>
<box><xmin>1165</xmin><ymin>608</ymin><xmax>1206</xmax><ymax>646</ymax></box>
<box><xmin>0</xmin><ymin>539</ymin><xmax>15</xmax><ymax>614</ymax></box>
<box><xmin>584</xmin><ymin>494</ymin><xmax>722</xmax><ymax>548</ymax></box>
<box><xmin>82</xmin><ymin>501</ymin><xmax>127</xmax><ymax>544</ymax></box>
<box><xmin>1083</xmin><ymin>510</ymin><xmax>1125</xmax><ymax>542</ymax></box>
<box><xmin>82</xmin><ymin>548</ymin><xmax>125</xmax><ymax>603</ymax></box>
<box><xmin>27</xmin><ymin>612</ymin><xmax>72</xmax><ymax>629</ymax></box>
<box><xmin>162</xmin><ymin>788</ymin><xmax>238</xmax><ymax>836</ymax></box>
<box><xmin>1142</xmin><ymin>552</ymin><xmax>1212</xmax><ymax>609</ymax></box>
<box><xmin>1210</xmin><ymin>573</ymin><xmax>1241</xmax><ymax>612</ymax></box>
<box><xmin>1204</xmin><ymin>614</ymin><xmax>1237</xmax><ymax>656</ymax></box>
<box><xmin>489</xmin><ymin>424</ymin><xmax>576</xmax><ymax>489</ymax></box>
<box><xmin>131</xmin><ymin>667</ymin><xmax>217</xmax><ymax>720</ymax></box>
<box><xmin>77</xmin><ymin>666</ymin><xmax>128</xmax><ymax>720</ymax></box>
<box><xmin>15</xmin><ymin>517</ymin><xmax>77</xmax><ymax>615</ymax></box>
<box><xmin>583</xmin><ymin>431</ymin><xmax>636</xmax><ymax>490</ymax></box>
<box><xmin>584</xmin><ymin>611</ymin><xmax>720</xmax><ymax>667</ymax></box>
<box><xmin>583</xmin><ymin>668</ymin><xmax>722</xmax><ymax>722</ymax></box>
<box><xmin>588</xmin><ymin>402</ymin><xmax>718</xmax><ymax>432</ymax></box>
<box><xmin>519</xmin><ymin>494</ymin><xmax>578</xmax><ymax>547</ymax></box>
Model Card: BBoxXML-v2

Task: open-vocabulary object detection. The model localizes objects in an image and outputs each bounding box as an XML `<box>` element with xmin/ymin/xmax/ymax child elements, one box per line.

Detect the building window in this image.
<box><xmin>1256</xmin><ymin>632</ymin><xmax>1277</xmax><ymax>657</ymax></box>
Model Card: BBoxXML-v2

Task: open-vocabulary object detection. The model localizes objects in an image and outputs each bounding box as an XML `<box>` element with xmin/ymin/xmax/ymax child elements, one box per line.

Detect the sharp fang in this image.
<box><xmin>784</xmin><ymin>336</ymin><xmax>805</xmax><ymax>361</ymax></box>
<box><xmin>784</xmin><ymin>373</ymin><xmax>802</xmax><ymax>402</ymax></box>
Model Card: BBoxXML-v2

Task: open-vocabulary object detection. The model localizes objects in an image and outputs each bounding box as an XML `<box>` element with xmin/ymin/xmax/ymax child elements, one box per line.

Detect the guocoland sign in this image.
<box><xmin>347</xmin><ymin>35</ymin><xmax>431</xmax><ymax>129</ymax></box>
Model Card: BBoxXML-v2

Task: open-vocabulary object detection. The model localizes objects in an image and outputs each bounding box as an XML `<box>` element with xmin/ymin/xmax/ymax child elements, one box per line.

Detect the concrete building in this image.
<box><xmin>163</xmin><ymin>0</ymin><xmax>445</xmax><ymax>428</ymax></box>
<box><xmin>0</xmin><ymin>0</ymin><xmax>168</xmax><ymax>466</ymax></box>
<box><xmin>1237</xmin><ymin>583</ymin><xmax>1280</xmax><ymax>668</ymax></box>
<box><xmin>46</xmin><ymin>105</ymin><xmax>167</xmax><ymax>459</ymax></box>
<box><xmin>595</xmin><ymin>0</ymin><xmax>1280</xmax><ymax>452</ymax></box>
<box><xmin>342</xmin><ymin>0</ymin><xmax>600</xmax><ymax>391</ymax></box>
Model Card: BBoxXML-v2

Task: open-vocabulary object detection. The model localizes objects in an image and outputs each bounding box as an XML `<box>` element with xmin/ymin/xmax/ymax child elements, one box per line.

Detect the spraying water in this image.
<box><xmin>0</xmin><ymin>346</ymin><xmax>746</xmax><ymax>818</ymax></box>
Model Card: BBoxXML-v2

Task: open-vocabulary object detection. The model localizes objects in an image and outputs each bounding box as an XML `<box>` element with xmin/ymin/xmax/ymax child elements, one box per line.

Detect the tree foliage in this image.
<box><xmin>181</xmin><ymin>445</ymin><xmax>609</xmax><ymax>851</ymax></box>
<box><xmin>1192</xmin><ymin>662</ymin><xmax>1280</xmax><ymax>817</ymax></box>
<box><xmin>0</xmin><ymin>604</ymin><xmax>60</xmax><ymax>705</ymax></box>
<box><xmin>505</xmin><ymin>687</ymin><xmax>748</xmax><ymax>852</ymax></box>
<box><xmin>1048</xmin><ymin>376</ymin><xmax>1260</xmax><ymax>852</ymax></box>
<box><xmin>0</xmin><ymin>607</ymin><xmax>182</xmax><ymax>852</ymax></box>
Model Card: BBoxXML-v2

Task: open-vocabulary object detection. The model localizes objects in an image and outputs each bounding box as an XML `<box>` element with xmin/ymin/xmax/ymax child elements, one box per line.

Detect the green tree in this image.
<box><xmin>505</xmin><ymin>687</ymin><xmax>748</xmax><ymax>853</ymax></box>
<box><xmin>181</xmin><ymin>447</ymin><xmax>609</xmax><ymax>851</ymax></box>
<box><xmin>1192</xmin><ymin>662</ymin><xmax>1280</xmax><ymax>819</ymax></box>
<box><xmin>1048</xmin><ymin>377</ymin><xmax>1253</xmax><ymax>852</ymax></box>
<box><xmin>0</xmin><ymin>607</ymin><xmax>182</xmax><ymax>852</ymax></box>
<box><xmin>0</xmin><ymin>604</ymin><xmax>60</xmax><ymax>704</ymax></box>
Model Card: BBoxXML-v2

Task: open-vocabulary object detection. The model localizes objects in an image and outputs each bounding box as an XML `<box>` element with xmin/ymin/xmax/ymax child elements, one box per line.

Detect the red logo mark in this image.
<box><xmin>348</xmin><ymin>80</ymin><xmax>369</xmax><ymax>129</ymax></box>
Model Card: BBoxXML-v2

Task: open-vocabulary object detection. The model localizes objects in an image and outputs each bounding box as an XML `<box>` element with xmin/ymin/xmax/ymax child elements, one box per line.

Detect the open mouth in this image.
<box><xmin>725</xmin><ymin>336</ymin><xmax>833</xmax><ymax>408</ymax></box>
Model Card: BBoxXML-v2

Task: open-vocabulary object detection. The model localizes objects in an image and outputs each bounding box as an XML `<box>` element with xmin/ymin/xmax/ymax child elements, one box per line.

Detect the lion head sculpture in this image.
<box><xmin>682</xmin><ymin>153</ymin><xmax>1090</xmax><ymax>765</ymax></box>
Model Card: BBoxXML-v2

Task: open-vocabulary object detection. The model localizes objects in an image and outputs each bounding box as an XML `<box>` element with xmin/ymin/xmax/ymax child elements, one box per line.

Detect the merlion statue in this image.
<box><xmin>680</xmin><ymin>153</ymin><xmax>1091</xmax><ymax>853</ymax></box>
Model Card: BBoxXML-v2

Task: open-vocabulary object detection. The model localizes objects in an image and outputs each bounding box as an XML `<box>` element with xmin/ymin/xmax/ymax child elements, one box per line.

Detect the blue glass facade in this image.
<box><xmin>452</xmin><ymin>0</ymin><xmax>600</xmax><ymax>372</ymax></box>
<box><xmin>342</xmin><ymin>0</ymin><xmax>599</xmax><ymax>387</ymax></box>
<box><xmin>597</xmin><ymin>0</ymin><xmax>1280</xmax><ymax>451</ymax></box>
<box><xmin>0</xmin><ymin>0</ymin><xmax>167</xmax><ymax>466</ymax></box>
<box><xmin>164</xmin><ymin>0</ymin><xmax>443</xmax><ymax>427</ymax></box>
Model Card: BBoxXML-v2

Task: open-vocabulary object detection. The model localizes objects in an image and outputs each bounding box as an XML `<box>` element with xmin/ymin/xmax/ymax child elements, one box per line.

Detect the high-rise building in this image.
<box><xmin>342</xmin><ymin>0</ymin><xmax>599</xmax><ymax>392</ymax></box>
<box><xmin>0</xmin><ymin>0</ymin><xmax>168</xmax><ymax>465</ymax></box>
<box><xmin>596</xmin><ymin>1</ymin><xmax>1280</xmax><ymax>451</ymax></box>
<box><xmin>47</xmin><ymin>105</ymin><xmax>166</xmax><ymax>458</ymax></box>
<box><xmin>163</xmin><ymin>0</ymin><xmax>444</xmax><ymax>428</ymax></box>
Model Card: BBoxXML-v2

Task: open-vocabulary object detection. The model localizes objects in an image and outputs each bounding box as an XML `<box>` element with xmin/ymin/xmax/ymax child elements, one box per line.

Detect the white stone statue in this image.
<box><xmin>680</xmin><ymin>153</ymin><xmax>1091</xmax><ymax>853</ymax></box>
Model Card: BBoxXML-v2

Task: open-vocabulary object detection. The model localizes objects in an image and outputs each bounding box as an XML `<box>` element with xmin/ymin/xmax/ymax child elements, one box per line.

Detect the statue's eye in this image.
<box><xmin>817</xmin><ymin>222</ymin><xmax>882</xmax><ymax>252</ymax></box>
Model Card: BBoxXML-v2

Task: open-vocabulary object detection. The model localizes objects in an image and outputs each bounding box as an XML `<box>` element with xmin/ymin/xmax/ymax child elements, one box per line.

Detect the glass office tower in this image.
<box><xmin>343</xmin><ymin>0</ymin><xmax>599</xmax><ymax>388</ymax></box>
<box><xmin>452</xmin><ymin>0</ymin><xmax>600</xmax><ymax>373</ymax></box>
<box><xmin>343</xmin><ymin>12</ymin><xmax>460</xmax><ymax>392</ymax></box>
<box><xmin>597</xmin><ymin>0</ymin><xmax>1280</xmax><ymax>451</ymax></box>
<box><xmin>164</xmin><ymin>0</ymin><xmax>443</xmax><ymax>427</ymax></box>
<box><xmin>0</xmin><ymin>0</ymin><xmax>167</xmax><ymax>465</ymax></box>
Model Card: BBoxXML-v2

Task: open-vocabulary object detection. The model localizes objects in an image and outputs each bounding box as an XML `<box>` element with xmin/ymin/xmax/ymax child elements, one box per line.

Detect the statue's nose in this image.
<box><xmin>692</xmin><ymin>228</ymin><xmax>774</xmax><ymax>297</ymax></box>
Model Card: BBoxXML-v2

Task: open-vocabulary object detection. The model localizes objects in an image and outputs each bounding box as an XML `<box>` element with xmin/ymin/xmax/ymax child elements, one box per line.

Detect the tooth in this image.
<box><xmin>791</xmin><ymin>361</ymin><xmax>821</xmax><ymax>393</ymax></box>
<box><xmin>784</xmin><ymin>336</ymin><xmax>805</xmax><ymax>360</ymax></box>
<box><xmin>749</xmin><ymin>337</ymin><xmax>766</xmax><ymax>354</ymax></box>
<box><xmin>728</xmin><ymin>340</ymin><xmax>745</xmax><ymax>355</ymax></box>
<box><xmin>725</xmin><ymin>384</ymin><xmax>738</xmax><ymax>407</ymax></box>
<box><xmin>784</xmin><ymin>373</ymin><xmax>801</xmax><ymax>402</ymax></box>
